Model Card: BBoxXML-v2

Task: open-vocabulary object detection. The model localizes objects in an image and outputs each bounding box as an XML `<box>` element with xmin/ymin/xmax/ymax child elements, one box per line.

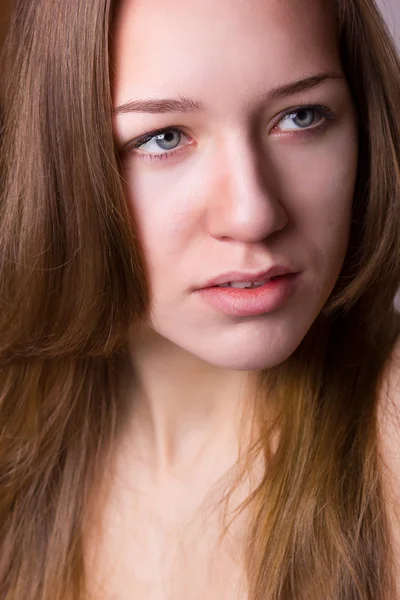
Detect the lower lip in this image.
<box><xmin>197</xmin><ymin>273</ymin><xmax>299</xmax><ymax>317</ymax></box>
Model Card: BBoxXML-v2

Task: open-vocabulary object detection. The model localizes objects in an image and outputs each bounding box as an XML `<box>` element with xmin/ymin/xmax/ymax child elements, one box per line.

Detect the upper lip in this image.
<box><xmin>199</xmin><ymin>266</ymin><xmax>297</xmax><ymax>288</ymax></box>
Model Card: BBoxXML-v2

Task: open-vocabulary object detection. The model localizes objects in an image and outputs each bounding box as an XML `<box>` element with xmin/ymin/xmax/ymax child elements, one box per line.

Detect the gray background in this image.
<box><xmin>377</xmin><ymin>0</ymin><xmax>400</xmax><ymax>49</ymax></box>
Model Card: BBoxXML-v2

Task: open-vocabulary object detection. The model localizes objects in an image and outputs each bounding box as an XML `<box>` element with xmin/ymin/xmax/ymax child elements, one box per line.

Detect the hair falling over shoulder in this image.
<box><xmin>0</xmin><ymin>0</ymin><xmax>400</xmax><ymax>598</ymax></box>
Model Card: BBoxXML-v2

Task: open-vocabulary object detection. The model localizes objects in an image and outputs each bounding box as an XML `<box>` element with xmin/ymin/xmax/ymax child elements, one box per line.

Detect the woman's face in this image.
<box><xmin>112</xmin><ymin>0</ymin><xmax>358</xmax><ymax>370</ymax></box>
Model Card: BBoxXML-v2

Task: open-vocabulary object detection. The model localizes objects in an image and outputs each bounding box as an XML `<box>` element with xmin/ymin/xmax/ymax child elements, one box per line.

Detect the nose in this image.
<box><xmin>206</xmin><ymin>131</ymin><xmax>289</xmax><ymax>243</ymax></box>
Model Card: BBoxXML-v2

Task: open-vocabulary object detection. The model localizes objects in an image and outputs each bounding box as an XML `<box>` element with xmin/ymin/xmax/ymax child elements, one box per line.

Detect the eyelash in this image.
<box><xmin>129</xmin><ymin>104</ymin><xmax>335</xmax><ymax>163</ymax></box>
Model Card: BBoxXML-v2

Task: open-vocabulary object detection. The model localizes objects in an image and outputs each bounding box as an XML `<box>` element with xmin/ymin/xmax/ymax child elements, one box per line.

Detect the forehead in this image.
<box><xmin>111</xmin><ymin>0</ymin><xmax>340</xmax><ymax>113</ymax></box>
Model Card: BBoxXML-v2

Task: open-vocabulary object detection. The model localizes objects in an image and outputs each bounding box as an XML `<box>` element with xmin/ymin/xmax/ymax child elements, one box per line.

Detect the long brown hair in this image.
<box><xmin>0</xmin><ymin>0</ymin><xmax>399</xmax><ymax>598</ymax></box>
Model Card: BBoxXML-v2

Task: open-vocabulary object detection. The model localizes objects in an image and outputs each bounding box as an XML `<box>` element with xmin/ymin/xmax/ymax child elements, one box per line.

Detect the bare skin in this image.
<box><xmin>85</xmin><ymin>366</ymin><xmax>262</xmax><ymax>599</ymax></box>
<box><xmin>84</xmin><ymin>0</ymin><xmax>361</xmax><ymax>597</ymax></box>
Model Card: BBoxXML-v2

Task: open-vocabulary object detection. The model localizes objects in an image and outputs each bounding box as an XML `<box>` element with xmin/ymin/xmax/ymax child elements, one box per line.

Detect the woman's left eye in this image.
<box><xmin>128</xmin><ymin>105</ymin><xmax>335</xmax><ymax>163</ymax></box>
<box><xmin>274</xmin><ymin>105</ymin><xmax>334</xmax><ymax>132</ymax></box>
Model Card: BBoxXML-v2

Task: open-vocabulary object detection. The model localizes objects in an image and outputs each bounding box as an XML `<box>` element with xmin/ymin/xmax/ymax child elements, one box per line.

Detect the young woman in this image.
<box><xmin>1</xmin><ymin>0</ymin><xmax>400</xmax><ymax>598</ymax></box>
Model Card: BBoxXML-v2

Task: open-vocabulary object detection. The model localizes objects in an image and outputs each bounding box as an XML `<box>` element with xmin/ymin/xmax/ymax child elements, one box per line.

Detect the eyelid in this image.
<box><xmin>272</xmin><ymin>103</ymin><xmax>336</xmax><ymax>132</ymax></box>
<box><xmin>131</xmin><ymin>126</ymin><xmax>189</xmax><ymax>150</ymax></box>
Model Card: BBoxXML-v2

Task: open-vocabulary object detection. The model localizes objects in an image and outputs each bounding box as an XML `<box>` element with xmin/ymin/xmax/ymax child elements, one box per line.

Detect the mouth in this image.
<box><xmin>199</xmin><ymin>266</ymin><xmax>297</xmax><ymax>290</ymax></box>
<box><xmin>196</xmin><ymin>273</ymin><xmax>300</xmax><ymax>317</ymax></box>
<box><xmin>211</xmin><ymin>275</ymin><xmax>284</xmax><ymax>289</ymax></box>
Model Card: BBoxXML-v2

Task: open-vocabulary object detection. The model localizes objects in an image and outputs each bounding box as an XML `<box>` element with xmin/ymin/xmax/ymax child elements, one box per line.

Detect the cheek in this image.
<box><xmin>270</xmin><ymin>125</ymin><xmax>358</xmax><ymax>255</ymax></box>
<box><xmin>122</xmin><ymin>167</ymin><xmax>200</xmax><ymax>271</ymax></box>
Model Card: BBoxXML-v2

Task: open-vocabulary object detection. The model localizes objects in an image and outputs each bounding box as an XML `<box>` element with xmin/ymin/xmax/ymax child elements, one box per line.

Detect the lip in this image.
<box><xmin>196</xmin><ymin>273</ymin><xmax>300</xmax><ymax>316</ymax></box>
<box><xmin>198</xmin><ymin>265</ymin><xmax>297</xmax><ymax>289</ymax></box>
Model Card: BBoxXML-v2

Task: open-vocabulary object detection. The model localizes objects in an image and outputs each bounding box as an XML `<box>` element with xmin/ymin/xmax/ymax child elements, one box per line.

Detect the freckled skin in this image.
<box><xmin>88</xmin><ymin>2</ymin><xmax>359</xmax><ymax>597</ymax></box>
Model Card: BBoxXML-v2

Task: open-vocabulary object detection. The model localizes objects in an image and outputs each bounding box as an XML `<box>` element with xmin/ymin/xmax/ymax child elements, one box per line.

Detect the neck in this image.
<box><xmin>117</xmin><ymin>326</ymin><xmax>259</xmax><ymax>474</ymax></box>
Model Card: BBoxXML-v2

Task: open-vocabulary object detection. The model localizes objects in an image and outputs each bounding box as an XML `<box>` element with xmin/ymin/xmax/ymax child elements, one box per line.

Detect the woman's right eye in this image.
<box><xmin>127</xmin><ymin>126</ymin><xmax>193</xmax><ymax>162</ymax></box>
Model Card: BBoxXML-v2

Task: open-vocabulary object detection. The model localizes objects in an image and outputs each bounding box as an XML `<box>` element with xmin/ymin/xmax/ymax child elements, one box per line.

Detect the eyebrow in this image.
<box><xmin>113</xmin><ymin>72</ymin><xmax>345</xmax><ymax>115</ymax></box>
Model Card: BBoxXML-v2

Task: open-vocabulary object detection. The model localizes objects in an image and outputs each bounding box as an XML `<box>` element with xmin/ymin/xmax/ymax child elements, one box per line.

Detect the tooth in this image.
<box><xmin>216</xmin><ymin>279</ymin><xmax>272</xmax><ymax>288</ymax></box>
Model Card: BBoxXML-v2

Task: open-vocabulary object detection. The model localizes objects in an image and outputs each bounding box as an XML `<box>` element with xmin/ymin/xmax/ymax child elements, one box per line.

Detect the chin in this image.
<box><xmin>150</xmin><ymin>298</ymin><xmax>324</xmax><ymax>371</ymax></box>
<box><xmin>178</xmin><ymin>327</ymin><xmax>309</xmax><ymax>371</ymax></box>
<box><xmin>200</xmin><ymin>345</ymin><xmax>300</xmax><ymax>371</ymax></box>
